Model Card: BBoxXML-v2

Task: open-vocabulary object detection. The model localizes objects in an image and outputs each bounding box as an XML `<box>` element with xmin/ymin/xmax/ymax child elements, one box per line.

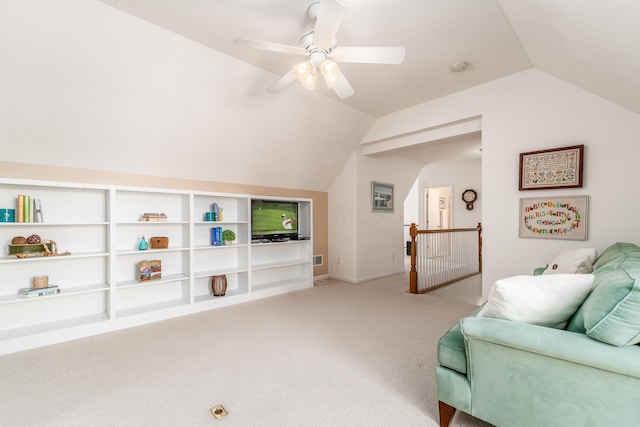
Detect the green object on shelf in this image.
<box><xmin>222</xmin><ymin>229</ymin><xmax>236</xmax><ymax>242</ymax></box>
<box><xmin>8</xmin><ymin>243</ymin><xmax>55</xmax><ymax>256</ymax></box>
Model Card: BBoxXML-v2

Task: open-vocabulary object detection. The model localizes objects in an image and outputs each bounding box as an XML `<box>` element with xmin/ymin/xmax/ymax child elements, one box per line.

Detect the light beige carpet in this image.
<box><xmin>0</xmin><ymin>274</ymin><xmax>492</xmax><ymax>427</ymax></box>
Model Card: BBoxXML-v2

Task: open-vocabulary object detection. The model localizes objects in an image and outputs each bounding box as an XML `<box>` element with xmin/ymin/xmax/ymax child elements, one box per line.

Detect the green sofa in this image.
<box><xmin>436</xmin><ymin>242</ymin><xmax>640</xmax><ymax>427</ymax></box>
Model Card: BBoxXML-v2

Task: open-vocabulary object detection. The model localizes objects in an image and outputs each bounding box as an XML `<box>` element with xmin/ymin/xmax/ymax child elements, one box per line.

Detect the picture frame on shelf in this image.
<box><xmin>519</xmin><ymin>195</ymin><xmax>588</xmax><ymax>240</ymax></box>
<box><xmin>519</xmin><ymin>144</ymin><xmax>584</xmax><ymax>191</ymax></box>
<box><xmin>371</xmin><ymin>181</ymin><xmax>394</xmax><ymax>212</ymax></box>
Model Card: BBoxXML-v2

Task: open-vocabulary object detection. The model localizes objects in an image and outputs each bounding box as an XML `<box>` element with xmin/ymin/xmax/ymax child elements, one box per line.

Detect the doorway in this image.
<box><xmin>425</xmin><ymin>186</ymin><xmax>452</xmax><ymax>230</ymax></box>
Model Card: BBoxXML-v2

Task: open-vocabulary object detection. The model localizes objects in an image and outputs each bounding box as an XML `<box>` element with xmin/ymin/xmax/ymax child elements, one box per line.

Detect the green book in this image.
<box><xmin>24</xmin><ymin>195</ymin><xmax>30</xmax><ymax>222</ymax></box>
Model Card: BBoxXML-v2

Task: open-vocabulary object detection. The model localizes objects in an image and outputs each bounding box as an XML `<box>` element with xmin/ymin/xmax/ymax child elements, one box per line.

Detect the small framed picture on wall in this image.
<box><xmin>371</xmin><ymin>181</ymin><xmax>394</xmax><ymax>212</ymax></box>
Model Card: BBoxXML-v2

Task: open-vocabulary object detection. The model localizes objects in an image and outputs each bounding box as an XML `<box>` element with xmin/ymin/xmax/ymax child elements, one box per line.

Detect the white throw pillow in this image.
<box><xmin>542</xmin><ymin>248</ymin><xmax>598</xmax><ymax>275</ymax></box>
<box><xmin>477</xmin><ymin>274</ymin><xmax>595</xmax><ymax>329</ymax></box>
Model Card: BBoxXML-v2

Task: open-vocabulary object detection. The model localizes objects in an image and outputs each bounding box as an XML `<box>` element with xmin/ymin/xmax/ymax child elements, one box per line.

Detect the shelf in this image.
<box><xmin>194</xmin><ymin>243</ymin><xmax>248</xmax><ymax>251</ymax></box>
<box><xmin>251</xmin><ymin>278</ymin><xmax>309</xmax><ymax>294</ymax></box>
<box><xmin>250</xmin><ymin>239</ymin><xmax>310</xmax><ymax>247</ymax></box>
<box><xmin>0</xmin><ymin>222</ymin><xmax>109</xmax><ymax>226</ymax></box>
<box><xmin>115</xmin><ymin>273</ymin><xmax>189</xmax><ymax>289</ymax></box>
<box><xmin>194</xmin><ymin>287</ymin><xmax>245</xmax><ymax>303</ymax></box>
<box><xmin>194</xmin><ymin>221</ymin><xmax>247</xmax><ymax>225</ymax></box>
<box><xmin>0</xmin><ymin>251</ymin><xmax>109</xmax><ymax>264</ymax></box>
<box><xmin>0</xmin><ymin>283</ymin><xmax>109</xmax><ymax>305</ymax></box>
<box><xmin>251</xmin><ymin>259</ymin><xmax>311</xmax><ymax>271</ymax></box>
<box><xmin>0</xmin><ymin>313</ymin><xmax>109</xmax><ymax>341</ymax></box>
<box><xmin>116</xmin><ymin>248</ymin><xmax>189</xmax><ymax>256</ymax></box>
<box><xmin>194</xmin><ymin>267</ymin><xmax>249</xmax><ymax>279</ymax></box>
<box><xmin>116</xmin><ymin>298</ymin><xmax>186</xmax><ymax>318</ymax></box>
<box><xmin>116</xmin><ymin>221</ymin><xmax>189</xmax><ymax>225</ymax></box>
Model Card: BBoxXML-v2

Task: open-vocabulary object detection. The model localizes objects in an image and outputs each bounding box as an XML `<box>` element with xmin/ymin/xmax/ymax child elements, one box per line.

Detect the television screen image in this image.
<box><xmin>251</xmin><ymin>200</ymin><xmax>298</xmax><ymax>241</ymax></box>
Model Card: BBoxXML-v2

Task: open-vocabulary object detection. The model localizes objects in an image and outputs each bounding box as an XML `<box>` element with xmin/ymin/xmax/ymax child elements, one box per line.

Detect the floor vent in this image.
<box><xmin>210</xmin><ymin>405</ymin><xmax>228</xmax><ymax>419</ymax></box>
<box><xmin>313</xmin><ymin>255</ymin><xmax>323</xmax><ymax>266</ymax></box>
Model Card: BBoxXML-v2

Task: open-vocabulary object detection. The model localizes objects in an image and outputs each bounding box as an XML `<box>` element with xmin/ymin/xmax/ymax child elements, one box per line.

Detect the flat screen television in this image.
<box><xmin>251</xmin><ymin>199</ymin><xmax>298</xmax><ymax>241</ymax></box>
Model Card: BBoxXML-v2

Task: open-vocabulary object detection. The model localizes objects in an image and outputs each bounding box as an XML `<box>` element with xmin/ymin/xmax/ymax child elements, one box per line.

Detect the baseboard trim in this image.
<box><xmin>328</xmin><ymin>270</ymin><xmax>407</xmax><ymax>284</ymax></box>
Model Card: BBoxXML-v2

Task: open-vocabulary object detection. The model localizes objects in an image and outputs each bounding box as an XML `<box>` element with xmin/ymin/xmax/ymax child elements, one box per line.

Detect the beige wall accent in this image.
<box><xmin>0</xmin><ymin>161</ymin><xmax>328</xmax><ymax>276</ymax></box>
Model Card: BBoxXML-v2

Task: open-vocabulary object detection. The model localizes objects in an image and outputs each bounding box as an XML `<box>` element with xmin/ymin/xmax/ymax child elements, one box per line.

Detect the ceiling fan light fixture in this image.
<box><xmin>292</xmin><ymin>60</ymin><xmax>317</xmax><ymax>90</ymax></box>
<box><xmin>320</xmin><ymin>59</ymin><xmax>340</xmax><ymax>88</ymax></box>
<box><xmin>236</xmin><ymin>0</ymin><xmax>404</xmax><ymax>99</ymax></box>
<box><xmin>303</xmin><ymin>72</ymin><xmax>317</xmax><ymax>90</ymax></box>
<box><xmin>293</xmin><ymin>60</ymin><xmax>312</xmax><ymax>80</ymax></box>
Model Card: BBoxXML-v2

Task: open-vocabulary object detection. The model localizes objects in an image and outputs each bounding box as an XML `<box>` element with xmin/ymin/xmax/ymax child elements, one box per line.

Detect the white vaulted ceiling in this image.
<box><xmin>97</xmin><ymin>0</ymin><xmax>640</xmax><ymax>118</ymax></box>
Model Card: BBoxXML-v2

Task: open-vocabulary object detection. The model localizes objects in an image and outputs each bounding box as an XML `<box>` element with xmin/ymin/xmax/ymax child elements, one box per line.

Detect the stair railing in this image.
<box><xmin>409</xmin><ymin>223</ymin><xmax>482</xmax><ymax>294</ymax></box>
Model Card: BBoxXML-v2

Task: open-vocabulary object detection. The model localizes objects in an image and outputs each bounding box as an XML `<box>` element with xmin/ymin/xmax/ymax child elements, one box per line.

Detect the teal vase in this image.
<box><xmin>138</xmin><ymin>235</ymin><xmax>149</xmax><ymax>250</ymax></box>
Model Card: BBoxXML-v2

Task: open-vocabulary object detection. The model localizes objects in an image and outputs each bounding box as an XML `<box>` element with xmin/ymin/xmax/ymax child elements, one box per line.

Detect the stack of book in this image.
<box><xmin>141</xmin><ymin>213</ymin><xmax>167</xmax><ymax>222</ymax></box>
<box><xmin>17</xmin><ymin>195</ymin><xmax>43</xmax><ymax>223</ymax></box>
<box><xmin>211</xmin><ymin>203</ymin><xmax>223</xmax><ymax>221</ymax></box>
<box><xmin>211</xmin><ymin>226</ymin><xmax>223</xmax><ymax>246</ymax></box>
<box><xmin>19</xmin><ymin>285</ymin><xmax>60</xmax><ymax>298</ymax></box>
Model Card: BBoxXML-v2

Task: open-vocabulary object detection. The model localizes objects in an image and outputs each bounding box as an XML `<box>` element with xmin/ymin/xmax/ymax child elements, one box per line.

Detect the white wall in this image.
<box><xmin>419</xmin><ymin>158</ymin><xmax>482</xmax><ymax>229</ymax></box>
<box><xmin>329</xmin><ymin>151</ymin><xmax>423</xmax><ymax>282</ymax></box>
<box><xmin>0</xmin><ymin>0</ymin><xmax>372</xmax><ymax>192</ymax></box>
<box><xmin>328</xmin><ymin>152</ymin><xmax>358</xmax><ymax>281</ymax></box>
<box><xmin>363</xmin><ymin>68</ymin><xmax>640</xmax><ymax>298</ymax></box>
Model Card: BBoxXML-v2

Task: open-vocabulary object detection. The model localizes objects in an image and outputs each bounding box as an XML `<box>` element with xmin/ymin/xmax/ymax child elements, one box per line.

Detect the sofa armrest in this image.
<box><xmin>460</xmin><ymin>317</ymin><xmax>640</xmax><ymax>379</ymax></box>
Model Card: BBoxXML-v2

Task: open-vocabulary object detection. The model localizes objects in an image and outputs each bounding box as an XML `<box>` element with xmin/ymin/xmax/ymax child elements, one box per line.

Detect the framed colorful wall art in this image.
<box><xmin>519</xmin><ymin>195</ymin><xmax>588</xmax><ymax>240</ymax></box>
<box><xmin>519</xmin><ymin>145</ymin><xmax>584</xmax><ymax>190</ymax></box>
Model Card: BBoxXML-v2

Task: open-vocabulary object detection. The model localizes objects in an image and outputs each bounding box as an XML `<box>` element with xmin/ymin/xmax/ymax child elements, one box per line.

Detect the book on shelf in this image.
<box><xmin>141</xmin><ymin>212</ymin><xmax>168</xmax><ymax>222</ymax></box>
<box><xmin>17</xmin><ymin>194</ymin><xmax>24</xmax><ymax>223</ymax></box>
<box><xmin>16</xmin><ymin>195</ymin><xmax>43</xmax><ymax>223</ymax></box>
<box><xmin>209</xmin><ymin>203</ymin><xmax>223</xmax><ymax>221</ymax></box>
<box><xmin>211</xmin><ymin>226</ymin><xmax>223</xmax><ymax>246</ymax></box>
<box><xmin>139</xmin><ymin>259</ymin><xmax>162</xmax><ymax>281</ymax></box>
<box><xmin>24</xmin><ymin>195</ymin><xmax>30</xmax><ymax>222</ymax></box>
<box><xmin>19</xmin><ymin>285</ymin><xmax>60</xmax><ymax>298</ymax></box>
<box><xmin>34</xmin><ymin>198</ymin><xmax>43</xmax><ymax>222</ymax></box>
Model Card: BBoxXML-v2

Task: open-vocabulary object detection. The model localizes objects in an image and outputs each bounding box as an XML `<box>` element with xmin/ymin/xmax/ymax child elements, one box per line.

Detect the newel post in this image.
<box><xmin>409</xmin><ymin>223</ymin><xmax>418</xmax><ymax>294</ymax></box>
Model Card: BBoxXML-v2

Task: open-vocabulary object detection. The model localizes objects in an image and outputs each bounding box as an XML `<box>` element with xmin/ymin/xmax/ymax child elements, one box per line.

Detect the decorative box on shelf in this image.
<box><xmin>9</xmin><ymin>242</ymin><xmax>59</xmax><ymax>258</ymax></box>
<box><xmin>150</xmin><ymin>236</ymin><xmax>168</xmax><ymax>249</ymax></box>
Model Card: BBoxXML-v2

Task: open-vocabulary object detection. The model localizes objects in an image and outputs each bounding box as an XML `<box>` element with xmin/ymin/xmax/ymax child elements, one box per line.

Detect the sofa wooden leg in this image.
<box><xmin>438</xmin><ymin>401</ymin><xmax>456</xmax><ymax>427</ymax></box>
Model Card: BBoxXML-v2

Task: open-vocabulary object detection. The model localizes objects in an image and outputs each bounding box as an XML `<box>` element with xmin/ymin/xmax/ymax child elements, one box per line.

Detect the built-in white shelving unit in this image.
<box><xmin>0</xmin><ymin>179</ymin><xmax>313</xmax><ymax>355</ymax></box>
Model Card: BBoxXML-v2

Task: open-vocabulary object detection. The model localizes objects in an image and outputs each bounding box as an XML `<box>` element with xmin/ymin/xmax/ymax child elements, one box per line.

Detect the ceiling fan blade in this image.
<box><xmin>267</xmin><ymin>69</ymin><xmax>297</xmax><ymax>93</ymax></box>
<box><xmin>331</xmin><ymin>47</ymin><xmax>406</xmax><ymax>64</ymax></box>
<box><xmin>332</xmin><ymin>70</ymin><xmax>355</xmax><ymax>99</ymax></box>
<box><xmin>312</xmin><ymin>0</ymin><xmax>347</xmax><ymax>50</ymax></box>
<box><xmin>234</xmin><ymin>38</ymin><xmax>307</xmax><ymax>56</ymax></box>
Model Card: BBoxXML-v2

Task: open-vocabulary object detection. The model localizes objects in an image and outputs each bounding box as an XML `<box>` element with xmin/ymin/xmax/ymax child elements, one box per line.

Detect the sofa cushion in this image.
<box><xmin>437</xmin><ymin>306</ymin><xmax>484</xmax><ymax>375</ymax></box>
<box><xmin>578</xmin><ymin>244</ymin><xmax>640</xmax><ymax>346</ymax></box>
<box><xmin>567</xmin><ymin>242</ymin><xmax>640</xmax><ymax>341</ymax></box>
<box><xmin>592</xmin><ymin>242</ymin><xmax>640</xmax><ymax>271</ymax></box>
<box><xmin>542</xmin><ymin>248</ymin><xmax>597</xmax><ymax>275</ymax></box>
<box><xmin>477</xmin><ymin>274</ymin><xmax>594</xmax><ymax>329</ymax></box>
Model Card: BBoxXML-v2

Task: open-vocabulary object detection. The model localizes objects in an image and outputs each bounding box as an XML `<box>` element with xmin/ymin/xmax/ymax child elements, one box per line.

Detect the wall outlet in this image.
<box><xmin>336</xmin><ymin>256</ymin><xmax>341</xmax><ymax>263</ymax></box>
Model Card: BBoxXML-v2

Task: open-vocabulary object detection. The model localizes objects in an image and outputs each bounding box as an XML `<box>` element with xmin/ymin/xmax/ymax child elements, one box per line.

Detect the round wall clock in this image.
<box><xmin>462</xmin><ymin>189</ymin><xmax>477</xmax><ymax>210</ymax></box>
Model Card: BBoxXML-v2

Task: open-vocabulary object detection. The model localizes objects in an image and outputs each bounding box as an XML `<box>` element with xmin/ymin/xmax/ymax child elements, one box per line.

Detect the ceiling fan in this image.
<box><xmin>234</xmin><ymin>0</ymin><xmax>405</xmax><ymax>99</ymax></box>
